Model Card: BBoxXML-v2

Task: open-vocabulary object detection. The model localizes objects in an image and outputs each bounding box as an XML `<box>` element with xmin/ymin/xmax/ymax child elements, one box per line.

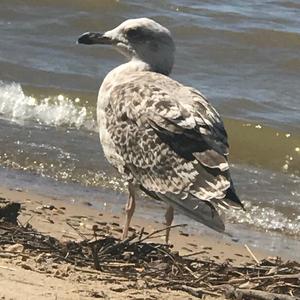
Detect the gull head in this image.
<box><xmin>78</xmin><ymin>18</ymin><xmax>175</xmax><ymax>75</ymax></box>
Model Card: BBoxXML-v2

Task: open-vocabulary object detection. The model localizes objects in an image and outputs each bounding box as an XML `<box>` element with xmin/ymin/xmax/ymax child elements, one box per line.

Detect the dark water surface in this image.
<box><xmin>0</xmin><ymin>0</ymin><xmax>299</xmax><ymax>256</ymax></box>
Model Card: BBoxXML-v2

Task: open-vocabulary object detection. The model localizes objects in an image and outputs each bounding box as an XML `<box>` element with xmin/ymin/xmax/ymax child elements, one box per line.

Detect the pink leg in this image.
<box><xmin>164</xmin><ymin>205</ymin><xmax>174</xmax><ymax>244</ymax></box>
<box><xmin>122</xmin><ymin>182</ymin><xmax>136</xmax><ymax>240</ymax></box>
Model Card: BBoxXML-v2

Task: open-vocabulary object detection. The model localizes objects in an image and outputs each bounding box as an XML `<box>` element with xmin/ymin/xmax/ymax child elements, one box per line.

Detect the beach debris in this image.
<box><xmin>245</xmin><ymin>244</ymin><xmax>260</xmax><ymax>264</ymax></box>
<box><xmin>0</xmin><ymin>200</ymin><xmax>21</xmax><ymax>223</ymax></box>
<box><xmin>224</xmin><ymin>285</ymin><xmax>298</xmax><ymax>300</ymax></box>
<box><xmin>0</xmin><ymin>265</ymin><xmax>16</xmax><ymax>271</ymax></box>
<box><xmin>5</xmin><ymin>243</ymin><xmax>24</xmax><ymax>253</ymax></box>
<box><xmin>0</xmin><ymin>202</ymin><xmax>299</xmax><ymax>299</ymax></box>
<box><xmin>41</xmin><ymin>204</ymin><xmax>56</xmax><ymax>210</ymax></box>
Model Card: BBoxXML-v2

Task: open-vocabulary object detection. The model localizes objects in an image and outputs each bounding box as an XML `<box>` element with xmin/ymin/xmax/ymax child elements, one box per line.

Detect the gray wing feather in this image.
<box><xmin>105</xmin><ymin>72</ymin><xmax>243</xmax><ymax>231</ymax></box>
<box><xmin>140</xmin><ymin>185</ymin><xmax>225</xmax><ymax>232</ymax></box>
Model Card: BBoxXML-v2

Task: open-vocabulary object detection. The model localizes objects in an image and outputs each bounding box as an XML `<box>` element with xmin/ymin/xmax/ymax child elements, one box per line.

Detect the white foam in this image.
<box><xmin>0</xmin><ymin>81</ymin><xmax>97</xmax><ymax>131</ymax></box>
<box><xmin>226</xmin><ymin>200</ymin><xmax>300</xmax><ymax>237</ymax></box>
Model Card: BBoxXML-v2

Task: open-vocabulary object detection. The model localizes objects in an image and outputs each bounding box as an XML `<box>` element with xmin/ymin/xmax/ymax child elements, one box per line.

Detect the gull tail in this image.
<box><xmin>140</xmin><ymin>186</ymin><xmax>225</xmax><ymax>233</ymax></box>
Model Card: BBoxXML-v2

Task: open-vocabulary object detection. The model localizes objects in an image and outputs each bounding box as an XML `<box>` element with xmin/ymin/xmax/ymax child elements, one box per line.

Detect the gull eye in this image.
<box><xmin>126</xmin><ymin>28</ymin><xmax>143</xmax><ymax>40</ymax></box>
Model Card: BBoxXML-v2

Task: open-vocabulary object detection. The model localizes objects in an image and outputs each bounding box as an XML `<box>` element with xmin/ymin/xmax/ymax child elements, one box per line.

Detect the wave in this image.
<box><xmin>0</xmin><ymin>81</ymin><xmax>97</xmax><ymax>131</ymax></box>
<box><xmin>226</xmin><ymin>197</ymin><xmax>300</xmax><ymax>238</ymax></box>
<box><xmin>1</xmin><ymin>81</ymin><xmax>299</xmax><ymax>176</ymax></box>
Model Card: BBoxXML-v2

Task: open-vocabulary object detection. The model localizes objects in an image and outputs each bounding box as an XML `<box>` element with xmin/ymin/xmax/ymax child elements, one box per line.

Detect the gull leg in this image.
<box><xmin>164</xmin><ymin>205</ymin><xmax>174</xmax><ymax>244</ymax></box>
<box><xmin>122</xmin><ymin>182</ymin><xmax>136</xmax><ymax>240</ymax></box>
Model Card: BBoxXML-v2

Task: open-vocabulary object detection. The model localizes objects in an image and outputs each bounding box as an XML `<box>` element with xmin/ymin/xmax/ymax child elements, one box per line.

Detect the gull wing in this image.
<box><xmin>105</xmin><ymin>71</ymin><xmax>243</xmax><ymax>231</ymax></box>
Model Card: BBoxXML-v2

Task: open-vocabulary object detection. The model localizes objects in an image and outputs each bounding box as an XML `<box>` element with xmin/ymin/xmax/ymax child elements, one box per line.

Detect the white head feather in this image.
<box><xmin>79</xmin><ymin>18</ymin><xmax>175</xmax><ymax>75</ymax></box>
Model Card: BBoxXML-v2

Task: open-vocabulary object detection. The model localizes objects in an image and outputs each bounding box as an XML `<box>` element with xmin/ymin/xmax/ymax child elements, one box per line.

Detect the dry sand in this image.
<box><xmin>0</xmin><ymin>185</ymin><xmax>286</xmax><ymax>300</ymax></box>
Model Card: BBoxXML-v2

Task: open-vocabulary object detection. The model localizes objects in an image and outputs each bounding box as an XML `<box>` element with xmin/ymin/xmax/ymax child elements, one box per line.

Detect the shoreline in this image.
<box><xmin>0</xmin><ymin>185</ymin><xmax>299</xmax><ymax>299</ymax></box>
<box><xmin>0</xmin><ymin>165</ymin><xmax>299</xmax><ymax>261</ymax></box>
<box><xmin>0</xmin><ymin>185</ymin><xmax>270</xmax><ymax>263</ymax></box>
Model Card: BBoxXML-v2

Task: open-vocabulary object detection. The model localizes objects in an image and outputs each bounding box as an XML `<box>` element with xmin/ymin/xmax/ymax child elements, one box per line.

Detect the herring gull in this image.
<box><xmin>78</xmin><ymin>18</ymin><xmax>244</xmax><ymax>242</ymax></box>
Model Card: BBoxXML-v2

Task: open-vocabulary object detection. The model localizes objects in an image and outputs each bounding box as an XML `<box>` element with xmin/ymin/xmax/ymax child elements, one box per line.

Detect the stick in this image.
<box><xmin>91</xmin><ymin>244</ymin><xmax>101</xmax><ymax>271</ymax></box>
<box><xmin>0</xmin><ymin>265</ymin><xmax>16</xmax><ymax>271</ymax></box>
<box><xmin>176</xmin><ymin>284</ymin><xmax>222</xmax><ymax>297</ymax></box>
<box><xmin>98</xmin><ymin>234</ymin><xmax>136</xmax><ymax>257</ymax></box>
<box><xmin>102</xmin><ymin>262</ymin><xmax>136</xmax><ymax>268</ymax></box>
<box><xmin>0</xmin><ymin>250</ymin><xmax>30</xmax><ymax>259</ymax></box>
<box><xmin>65</xmin><ymin>221</ymin><xmax>88</xmax><ymax>241</ymax></box>
<box><xmin>250</xmin><ymin>273</ymin><xmax>300</xmax><ymax>281</ymax></box>
<box><xmin>143</xmin><ymin>241</ymin><xmax>183</xmax><ymax>274</ymax></box>
<box><xmin>74</xmin><ymin>266</ymin><xmax>101</xmax><ymax>274</ymax></box>
<box><xmin>245</xmin><ymin>244</ymin><xmax>260</xmax><ymax>264</ymax></box>
<box><xmin>23</xmin><ymin>215</ymin><xmax>34</xmax><ymax>227</ymax></box>
<box><xmin>181</xmin><ymin>250</ymin><xmax>207</xmax><ymax>258</ymax></box>
<box><xmin>138</xmin><ymin>224</ymin><xmax>187</xmax><ymax>243</ymax></box>
<box><xmin>216</xmin><ymin>272</ymin><xmax>300</xmax><ymax>286</ymax></box>
<box><xmin>0</xmin><ymin>253</ymin><xmax>18</xmax><ymax>258</ymax></box>
<box><xmin>184</xmin><ymin>266</ymin><xmax>199</xmax><ymax>279</ymax></box>
<box><xmin>233</xmin><ymin>288</ymin><xmax>298</xmax><ymax>300</ymax></box>
<box><xmin>138</xmin><ymin>227</ymin><xmax>144</xmax><ymax>241</ymax></box>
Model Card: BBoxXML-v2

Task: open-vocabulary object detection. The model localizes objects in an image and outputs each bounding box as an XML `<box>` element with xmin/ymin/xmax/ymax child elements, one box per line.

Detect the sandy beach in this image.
<box><xmin>1</xmin><ymin>185</ymin><xmax>298</xmax><ymax>300</ymax></box>
<box><xmin>1</xmin><ymin>1</ymin><xmax>300</xmax><ymax>299</ymax></box>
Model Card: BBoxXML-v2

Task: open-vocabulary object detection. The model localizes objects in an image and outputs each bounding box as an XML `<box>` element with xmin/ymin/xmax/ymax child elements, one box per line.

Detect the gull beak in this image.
<box><xmin>77</xmin><ymin>32</ymin><xmax>112</xmax><ymax>45</ymax></box>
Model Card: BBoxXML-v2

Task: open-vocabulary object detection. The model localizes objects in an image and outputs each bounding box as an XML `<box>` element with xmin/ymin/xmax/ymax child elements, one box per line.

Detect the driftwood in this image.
<box><xmin>0</xmin><ymin>201</ymin><xmax>299</xmax><ymax>299</ymax></box>
<box><xmin>224</xmin><ymin>285</ymin><xmax>299</xmax><ymax>300</ymax></box>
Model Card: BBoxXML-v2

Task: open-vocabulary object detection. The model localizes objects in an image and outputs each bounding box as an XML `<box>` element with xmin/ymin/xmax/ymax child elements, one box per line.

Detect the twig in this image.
<box><xmin>148</xmin><ymin>243</ymin><xmax>183</xmax><ymax>274</ymax></box>
<box><xmin>245</xmin><ymin>244</ymin><xmax>260</xmax><ymax>264</ymax></box>
<box><xmin>102</xmin><ymin>262</ymin><xmax>136</xmax><ymax>268</ymax></box>
<box><xmin>250</xmin><ymin>273</ymin><xmax>300</xmax><ymax>281</ymax></box>
<box><xmin>138</xmin><ymin>227</ymin><xmax>144</xmax><ymax>241</ymax></box>
<box><xmin>98</xmin><ymin>234</ymin><xmax>136</xmax><ymax>257</ymax></box>
<box><xmin>184</xmin><ymin>266</ymin><xmax>199</xmax><ymax>279</ymax></box>
<box><xmin>74</xmin><ymin>266</ymin><xmax>101</xmax><ymax>274</ymax></box>
<box><xmin>91</xmin><ymin>244</ymin><xmax>101</xmax><ymax>271</ymax></box>
<box><xmin>226</xmin><ymin>286</ymin><xmax>299</xmax><ymax>300</ymax></box>
<box><xmin>65</xmin><ymin>221</ymin><xmax>88</xmax><ymax>241</ymax></box>
<box><xmin>176</xmin><ymin>284</ymin><xmax>222</xmax><ymax>297</ymax></box>
<box><xmin>182</xmin><ymin>250</ymin><xmax>207</xmax><ymax>258</ymax></box>
<box><xmin>23</xmin><ymin>215</ymin><xmax>34</xmax><ymax>227</ymax></box>
<box><xmin>0</xmin><ymin>250</ymin><xmax>30</xmax><ymax>258</ymax></box>
<box><xmin>138</xmin><ymin>224</ymin><xmax>187</xmax><ymax>243</ymax></box>
<box><xmin>0</xmin><ymin>265</ymin><xmax>16</xmax><ymax>271</ymax></box>
<box><xmin>0</xmin><ymin>253</ymin><xmax>18</xmax><ymax>258</ymax></box>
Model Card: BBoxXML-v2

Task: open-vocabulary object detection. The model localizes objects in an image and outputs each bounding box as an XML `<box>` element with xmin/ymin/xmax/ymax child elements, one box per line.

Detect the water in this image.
<box><xmin>0</xmin><ymin>0</ymin><xmax>299</xmax><ymax>257</ymax></box>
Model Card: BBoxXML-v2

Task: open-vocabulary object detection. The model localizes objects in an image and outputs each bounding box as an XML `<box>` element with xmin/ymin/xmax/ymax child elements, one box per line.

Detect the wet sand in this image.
<box><xmin>1</xmin><ymin>0</ymin><xmax>300</xmax><ymax>241</ymax></box>
<box><xmin>0</xmin><ymin>185</ymin><xmax>285</xmax><ymax>300</ymax></box>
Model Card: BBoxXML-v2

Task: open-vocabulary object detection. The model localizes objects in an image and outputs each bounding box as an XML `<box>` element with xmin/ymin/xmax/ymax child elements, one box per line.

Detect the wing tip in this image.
<box><xmin>159</xmin><ymin>193</ymin><xmax>226</xmax><ymax>233</ymax></box>
<box><xmin>224</xmin><ymin>187</ymin><xmax>245</xmax><ymax>210</ymax></box>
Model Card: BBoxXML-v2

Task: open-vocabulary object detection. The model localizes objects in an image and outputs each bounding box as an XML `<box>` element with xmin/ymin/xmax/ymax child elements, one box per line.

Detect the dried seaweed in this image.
<box><xmin>0</xmin><ymin>202</ymin><xmax>299</xmax><ymax>299</ymax></box>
